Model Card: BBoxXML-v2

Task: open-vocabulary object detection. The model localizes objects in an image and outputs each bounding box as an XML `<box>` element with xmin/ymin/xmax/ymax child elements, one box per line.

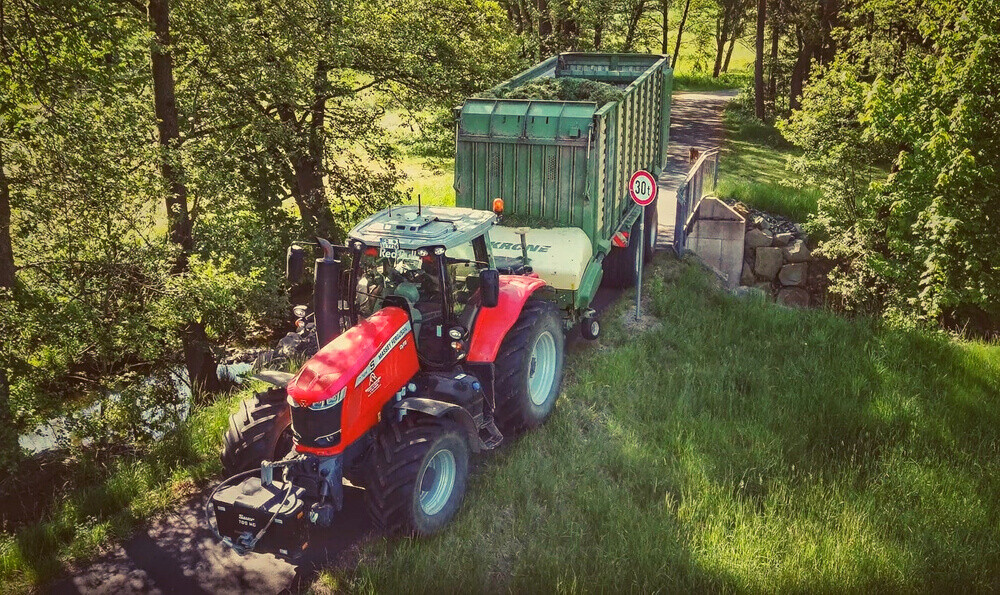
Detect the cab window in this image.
<box><xmin>446</xmin><ymin>238</ymin><xmax>489</xmax><ymax>324</ymax></box>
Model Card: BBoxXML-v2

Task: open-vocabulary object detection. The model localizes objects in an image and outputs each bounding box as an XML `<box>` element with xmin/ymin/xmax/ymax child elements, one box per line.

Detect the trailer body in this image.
<box><xmin>454</xmin><ymin>53</ymin><xmax>673</xmax><ymax>312</ymax></box>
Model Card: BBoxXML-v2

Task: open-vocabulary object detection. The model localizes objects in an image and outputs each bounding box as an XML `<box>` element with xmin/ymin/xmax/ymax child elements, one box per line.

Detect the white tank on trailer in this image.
<box><xmin>488</xmin><ymin>227</ymin><xmax>593</xmax><ymax>291</ymax></box>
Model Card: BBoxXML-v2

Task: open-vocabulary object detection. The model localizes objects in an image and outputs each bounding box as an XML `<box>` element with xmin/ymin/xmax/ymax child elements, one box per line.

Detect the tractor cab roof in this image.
<box><xmin>348</xmin><ymin>205</ymin><xmax>496</xmax><ymax>251</ymax></box>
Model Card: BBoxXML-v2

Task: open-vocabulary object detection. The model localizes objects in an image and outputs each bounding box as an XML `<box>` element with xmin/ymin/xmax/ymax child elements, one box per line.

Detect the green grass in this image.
<box><xmin>397</xmin><ymin>155</ymin><xmax>455</xmax><ymax>207</ymax></box>
<box><xmin>670</xmin><ymin>37</ymin><xmax>753</xmax><ymax>91</ymax></box>
<box><xmin>0</xmin><ymin>389</ymin><xmax>249</xmax><ymax>592</ymax></box>
<box><xmin>717</xmin><ymin>102</ymin><xmax>820</xmax><ymax>222</ymax></box>
<box><xmin>673</xmin><ymin>71</ymin><xmax>751</xmax><ymax>92</ymax></box>
<box><xmin>320</xmin><ymin>257</ymin><xmax>1000</xmax><ymax>592</ymax></box>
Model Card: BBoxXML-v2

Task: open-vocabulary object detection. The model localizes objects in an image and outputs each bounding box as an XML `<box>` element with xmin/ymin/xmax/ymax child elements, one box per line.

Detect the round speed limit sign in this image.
<box><xmin>628</xmin><ymin>170</ymin><xmax>657</xmax><ymax>206</ymax></box>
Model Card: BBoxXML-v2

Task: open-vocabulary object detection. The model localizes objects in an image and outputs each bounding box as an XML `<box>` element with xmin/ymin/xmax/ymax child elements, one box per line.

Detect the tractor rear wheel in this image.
<box><xmin>493</xmin><ymin>299</ymin><xmax>565</xmax><ymax>434</ymax></box>
<box><xmin>366</xmin><ymin>416</ymin><xmax>470</xmax><ymax>535</ymax></box>
<box><xmin>220</xmin><ymin>388</ymin><xmax>293</xmax><ymax>476</ymax></box>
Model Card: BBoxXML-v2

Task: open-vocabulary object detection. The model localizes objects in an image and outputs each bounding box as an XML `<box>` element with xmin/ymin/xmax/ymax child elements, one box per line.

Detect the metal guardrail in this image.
<box><xmin>673</xmin><ymin>148</ymin><xmax>720</xmax><ymax>254</ymax></box>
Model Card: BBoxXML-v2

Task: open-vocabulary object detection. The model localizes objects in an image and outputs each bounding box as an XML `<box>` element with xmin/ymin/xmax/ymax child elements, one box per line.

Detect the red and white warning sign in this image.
<box><xmin>628</xmin><ymin>170</ymin><xmax>657</xmax><ymax>206</ymax></box>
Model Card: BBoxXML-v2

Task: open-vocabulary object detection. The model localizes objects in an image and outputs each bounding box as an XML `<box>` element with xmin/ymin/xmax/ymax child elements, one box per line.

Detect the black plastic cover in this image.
<box><xmin>212</xmin><ymin>477</ymin><xmax>309</xmax><ymax>558</ymax></box>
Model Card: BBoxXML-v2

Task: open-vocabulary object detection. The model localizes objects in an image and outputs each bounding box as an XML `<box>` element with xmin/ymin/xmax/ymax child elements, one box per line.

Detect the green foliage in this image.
<box><xmin>323</xmin><ymin>258</ymin><xmax>1000</xmax><ymax>592</ymax></box>
<box><xmin>781</xmin><ymin>0</ymin><xmax>1000</xmax><ymax>330</ymax></box>
<box><xmin>0</xmin><ymin>0</ymin><xmax>523</xmax><ymax>453</ymax></box>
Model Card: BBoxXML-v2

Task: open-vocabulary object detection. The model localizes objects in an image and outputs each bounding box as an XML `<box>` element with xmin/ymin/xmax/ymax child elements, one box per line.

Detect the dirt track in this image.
<box><xmin>49</xmin><ymin>89</ymin><xmax>735</xmax><ymax>595</ymax></box>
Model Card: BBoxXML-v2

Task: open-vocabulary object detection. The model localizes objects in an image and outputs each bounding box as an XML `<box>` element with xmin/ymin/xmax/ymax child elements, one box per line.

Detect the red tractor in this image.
<box><xmin>208</xmin><ymin>205</ymin><xmax>569</xmax><ymax>557</ymax></box>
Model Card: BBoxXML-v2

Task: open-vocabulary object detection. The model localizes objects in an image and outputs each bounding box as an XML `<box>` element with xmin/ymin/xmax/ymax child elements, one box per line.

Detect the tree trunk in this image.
<box><xmin>722</xmin><ymin>26</ymin><xmax>739</xmax><ymax>72</ymax></box>
<box><xmin>622</xmin><ymin>0</ymin><xmax>647</xmax><ymax>52</ymax></box>
<box><xmin>660</xmin><ymin>0</ymin><xmax>669</xmax><ymax>54</ymax></box>
<box><xmin>559</xmin><ymin>15</ymin><xmax>580</xmax><ymax>50</ymax></box>
<box><xmin>672</xmin><ymin>0</ymin><xmax>691</xmax><ymax>67</ymax></box>
<box><xmin>754</xmin><ymin>0</ymin><xmax>766</xmax><ymax>119</ymax></box>
<box><xmin>147</xmin><ymin>0</ymin><xmax>218</xmax><ymax>393</ymax></box>
<box><xmin>536</xmin><ymin>0</ymin><xmax>552</xmax><ymax>57</ymax></box>
<box><xmin>712</xmin><ymin>16</ymin><xmax>730</xmax><ymax>78</ymax></box>
<box><xmin>789</xmin><ymin>31</ymin><xmax>812</xmax><ymax>111</ymax></box>
<box><xmin>0</xmin><ymin>147</ymin><xmax>13</xmax><ymax>291</ymax></box>
<box><xmin>594</xmin><ymin>21</ymin><xmax>604</xmax><ymax>49</ymax></box>
<box><xmin>768</xmin><ymin>12</ymin><xmax>779</xmax><ymax>104</ymax></box>
<box><xmin>0</xmin><ymin>141</ymin><xmax>19</xmax><ymax>466</ymax></box>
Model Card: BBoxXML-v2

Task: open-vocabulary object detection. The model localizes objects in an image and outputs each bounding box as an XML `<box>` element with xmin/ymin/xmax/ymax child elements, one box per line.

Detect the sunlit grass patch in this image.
<box><xmin>716</xmin><ymin>102</ymin><xmax>819</xmax><ymax>221</ymax></box>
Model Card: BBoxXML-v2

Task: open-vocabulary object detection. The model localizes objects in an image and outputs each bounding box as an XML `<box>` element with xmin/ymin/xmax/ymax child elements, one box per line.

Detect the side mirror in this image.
<box><xmin>481</xmin><ymin>269</ymin><xmax>500</xmax><ymax>308</ymax></box>
<box><xmin>286</xmin><ymin>245</ymin><xmax>305</xmax><ymax>284</ymax></box>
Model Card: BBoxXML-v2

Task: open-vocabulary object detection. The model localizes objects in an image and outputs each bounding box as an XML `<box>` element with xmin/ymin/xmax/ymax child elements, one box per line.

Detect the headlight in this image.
<box><xmin>288</xmin><ymin>386</ymin><xmax>346</xmax><ymax>410</ymax></box>
<box><xmin>309</xmin><ymin>387</ymin><xmax>347</xmax><ymax>411</ymax></box>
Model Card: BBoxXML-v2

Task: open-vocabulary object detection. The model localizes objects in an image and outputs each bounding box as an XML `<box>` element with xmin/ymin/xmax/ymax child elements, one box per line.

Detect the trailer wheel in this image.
<box><xmin>644</xmin><ymin>198</ymin><xmax>659</xmax><ymax>264</ymax></box>
<box><xmin>601</xmin><ymin>215</ymin><xmax>642</xmax><ymax>288</ymax></box>
<box><xmin>220</xmin><ymin>388</ymin><xmax>293</xmax><ymax>475</ymax></box>
<box><xmin>366</xmin><ymin>416</ymin><xmax>470</xmax><ymax>535</ymax></box>
<box><xmin>493</xmin><ymin>299</ymin><xmax>565</xmax><ymax>434</ymax></box>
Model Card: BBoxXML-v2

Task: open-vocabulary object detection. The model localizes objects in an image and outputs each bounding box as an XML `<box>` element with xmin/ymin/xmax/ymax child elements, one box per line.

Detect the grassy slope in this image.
<box><xmin>319</xmin><ymin>257</ymin><xmax>1000</xmax><ymax>593</ymax></box>
<box><xmin>716</xmin><ymin>103</ymin><xmax>821</xmax><ymax>222</ymax></box>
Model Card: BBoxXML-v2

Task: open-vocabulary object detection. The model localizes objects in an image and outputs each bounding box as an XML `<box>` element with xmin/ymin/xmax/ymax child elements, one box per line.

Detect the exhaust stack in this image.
<box><xmin>314</xmin><ymin>238</ymin><xmax>341</xmax><ymax>347</ymax></box>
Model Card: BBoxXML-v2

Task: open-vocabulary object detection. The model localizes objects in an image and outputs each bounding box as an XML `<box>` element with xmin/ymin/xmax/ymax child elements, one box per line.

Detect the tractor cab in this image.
<box><xmin>345</xmin><ymin>206</ymin><xmax>500</xmax><ymax>365</ymax></box>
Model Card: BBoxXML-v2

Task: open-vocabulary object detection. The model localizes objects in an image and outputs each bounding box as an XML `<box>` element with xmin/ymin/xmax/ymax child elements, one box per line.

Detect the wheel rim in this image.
<box><xmin>528</xmin><ymin>331</ymin><xmax>557</xmax><ymax>406</ymax></box>
<box><xmin>590</xmin><ymin>320</ymin><xmax>600</xmax><ymax>336</ymax></box>
<box><xmin>419</xmin><ymin>448</ymin><xmax>456</xmax><ymax>516</ymax></box>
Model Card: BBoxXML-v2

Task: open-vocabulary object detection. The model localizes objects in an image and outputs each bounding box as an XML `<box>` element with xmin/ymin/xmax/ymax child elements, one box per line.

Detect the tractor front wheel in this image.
<box><xmin>220</xmin><ymin>388</ymin><xmax>293</xmax><ymax>476</ymax></box>
<box><xmin>366</xmin><ymin>416</ymin><xmax>470</xmax><ymax>535</ymax></box>
<box><xmin>494</xmin><ymin>299</ymin><xmax>565</xmax><ymax>434</ymax></box>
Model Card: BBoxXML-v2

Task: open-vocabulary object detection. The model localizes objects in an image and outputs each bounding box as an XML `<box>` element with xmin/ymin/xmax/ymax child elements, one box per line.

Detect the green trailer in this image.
<box><xmin>454</xmin><ymin>53</ymin><xmax>673</xmax><ymax>325</ymax></box>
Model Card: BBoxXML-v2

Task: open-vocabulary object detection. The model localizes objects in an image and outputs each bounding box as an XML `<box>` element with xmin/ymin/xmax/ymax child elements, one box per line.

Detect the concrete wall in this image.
<box><xmin>686</xmin><ymin>197</ymin><xmax>745</xmax><ymax>289</ymax></box>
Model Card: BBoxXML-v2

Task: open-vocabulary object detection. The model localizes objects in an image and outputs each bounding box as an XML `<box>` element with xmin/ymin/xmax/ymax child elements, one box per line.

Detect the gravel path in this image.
<box><xmin>50</xmin><ymin>88</ymin><xmax>737</xmax><ymax>595</ymax></box>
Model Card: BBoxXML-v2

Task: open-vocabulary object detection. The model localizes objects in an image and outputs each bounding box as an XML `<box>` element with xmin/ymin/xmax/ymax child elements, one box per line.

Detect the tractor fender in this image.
<box><xmin>467</xmin><ymin>276</ymin><xmax>547</xmax><ymax>363</ymax></box>
<box><xmin>249</xmin><ymin>370</ymin><xmax>295</xmax><ymax>388</ymax></box>
<box><xmin>395</xmin><ymin>397</ymin><xmax>482</xmax><ymax>453</ymax></box>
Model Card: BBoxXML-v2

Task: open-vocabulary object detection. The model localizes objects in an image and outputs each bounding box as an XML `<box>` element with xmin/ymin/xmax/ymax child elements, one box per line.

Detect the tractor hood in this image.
<box><xmin>287</xmin><ymin>307</ymin><xmax>419</xmax><ymax>455</ymax></box>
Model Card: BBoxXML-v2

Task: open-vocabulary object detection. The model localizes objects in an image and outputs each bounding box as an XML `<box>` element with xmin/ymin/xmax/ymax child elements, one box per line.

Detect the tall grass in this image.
<box><xmin>323</xmin><ymin>257</ymin><xmax>1000</xmax><ymax>592</ymax></box>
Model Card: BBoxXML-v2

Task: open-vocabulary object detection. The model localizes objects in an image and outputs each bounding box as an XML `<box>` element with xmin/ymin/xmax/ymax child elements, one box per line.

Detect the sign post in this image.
<box><xmin>628</xmin><ymin>170</ymin><xmax>657</xmax><ymax>320</ymax></box>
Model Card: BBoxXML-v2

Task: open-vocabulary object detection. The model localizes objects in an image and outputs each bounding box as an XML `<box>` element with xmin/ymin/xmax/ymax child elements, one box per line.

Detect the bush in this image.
<box><xmin>780</xmin><ymin>2</ymin><xmax>1000</xmax><ymax>333</ymax></box>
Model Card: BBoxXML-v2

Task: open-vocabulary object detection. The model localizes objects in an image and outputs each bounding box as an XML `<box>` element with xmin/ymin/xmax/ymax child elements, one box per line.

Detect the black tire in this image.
<box><xmin>220</xmin><ymin>388</ymin><xmax>293</xmax><ymax>476</ymax></box>
<box><xmin>581</xmin><ymin>316</ymin><xmax>601</xmax><ymax>341</ymax></box>
<box><xmin>365</xmin><ymin>415</ymin><xmax>470</xmax><ymax>536</ymax></box>
<box><xmin>600</xmin><ymin>214</ymin><xmax>642</xmax><ymax>288</ymax></box>
<box><xmin>493</xmin><ymin>299</ymin><xmax>565</xmax><ymax>434</ymax></box>
<box><xmin>644</xmin><ymin>198</ymin><xmax>659</xmax><ymax>264</ymax></box>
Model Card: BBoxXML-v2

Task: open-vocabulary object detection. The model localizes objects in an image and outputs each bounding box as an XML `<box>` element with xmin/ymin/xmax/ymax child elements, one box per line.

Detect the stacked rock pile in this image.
<box><xmin>729</xmin><ymin>203</ymin><xmax>825</xmax><ymax>307</ymax></box>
